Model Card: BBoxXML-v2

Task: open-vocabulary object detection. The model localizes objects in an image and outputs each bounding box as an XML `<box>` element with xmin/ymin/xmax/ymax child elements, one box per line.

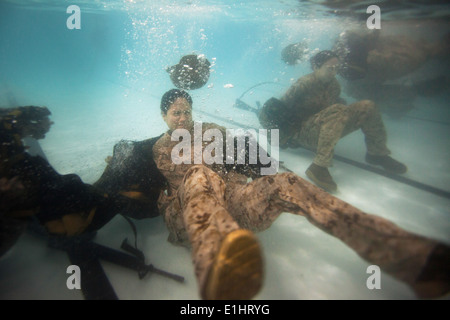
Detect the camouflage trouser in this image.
<box><xmin>163</xmin><ymin>165</ymin><xmax>438</xmax><ymax>296</ymax></box>
<box><xmin>290</xmin><ymin>100</ymin><xmax>391</xmax><ymax>167</ymax></box>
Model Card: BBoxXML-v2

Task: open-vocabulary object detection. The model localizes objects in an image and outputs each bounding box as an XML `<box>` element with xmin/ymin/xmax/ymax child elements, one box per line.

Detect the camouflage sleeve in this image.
<box><xmin>281</xmin><ymin>76</ymin><xmax>309</xmax><ymax>107</ymax></box>
<box><xmin>283</xmin><ymin>74</ymin><xmax>325</xmax><ymax>114</ymax></box>
<box><xmin>331</xmin><ymin>78</ymin><xmax>343</xmax><ymax>103</ymax></box>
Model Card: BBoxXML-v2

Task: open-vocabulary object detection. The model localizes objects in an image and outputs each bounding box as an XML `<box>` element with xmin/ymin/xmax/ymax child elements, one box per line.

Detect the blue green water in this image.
<box><xmin>0</xmin><ymin>0</ymin><xmax>351</xmax><ymax>181</ymax></box>
<box><xmin>1</xmin><ymin>0</ymin><xmax>449</xmax><ymax>300</ymax></box>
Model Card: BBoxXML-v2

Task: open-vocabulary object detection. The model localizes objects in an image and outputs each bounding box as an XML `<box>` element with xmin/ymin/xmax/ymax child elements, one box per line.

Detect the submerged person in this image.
<box><xmin>258</xmin><ymin>50</ymin><xmax>407</xmax><ymax>193</ymax></box>
<box><xmin>333</xmin><ymin>29</ymin><xmax>450</xmax><ymax>117</ymax></box>
<box><xmin>0</xmin><ymin>106</ymin><xmax>164</xmax><ymax>256</ymax></box>
<box><xmin>150</xmin><ymin>88</ymin><xmax>449</xmax><ymax>300</ymax></box>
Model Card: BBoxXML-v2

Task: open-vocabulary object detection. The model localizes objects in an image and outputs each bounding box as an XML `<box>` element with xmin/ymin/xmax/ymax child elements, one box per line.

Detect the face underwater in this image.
<box><xmin>163</xmin><ymin>97</ymin><xmax>194</xmax><ymax>131</ymax></box>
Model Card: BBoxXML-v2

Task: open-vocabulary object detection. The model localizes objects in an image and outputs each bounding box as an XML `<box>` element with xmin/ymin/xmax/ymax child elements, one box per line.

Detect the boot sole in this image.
<box><xmin>306</xmin><ymin>168</ymin><xmax>338</xmax><ymax>193</ymax></box>
<box><xmin>203</xmin><ymin>229</ymin><xmax>264</xmax><ymax>300</ymax></box>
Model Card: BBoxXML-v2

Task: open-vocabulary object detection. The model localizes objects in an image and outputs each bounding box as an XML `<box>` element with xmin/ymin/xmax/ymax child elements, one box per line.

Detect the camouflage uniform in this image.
<box><xmin>278</xmin><ymin>73</ymin><xmax>390</xmax><ymax>167</ymax></box>
<box><xmin>152</xmin><ymin>122</ymin><xmax>448</xmax><ymax>299</ymax></box>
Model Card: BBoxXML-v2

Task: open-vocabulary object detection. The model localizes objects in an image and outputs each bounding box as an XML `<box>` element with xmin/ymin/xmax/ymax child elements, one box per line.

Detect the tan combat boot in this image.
<box><xmin>203</xmin><ymin>229</ymin><xmax>264</xmax><ymax>300</ymax></box>
<box><xmin>306</xmin><ymin>163</ymin><xmax>338</xmax><ymax>193</ymax></box>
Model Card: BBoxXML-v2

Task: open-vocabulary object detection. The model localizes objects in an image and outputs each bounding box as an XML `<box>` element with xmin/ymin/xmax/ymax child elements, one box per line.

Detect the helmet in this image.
<box><xmin>166</xmin><ymin>54</ymin><xmax>211</xmax><ymax>90</ymax></box>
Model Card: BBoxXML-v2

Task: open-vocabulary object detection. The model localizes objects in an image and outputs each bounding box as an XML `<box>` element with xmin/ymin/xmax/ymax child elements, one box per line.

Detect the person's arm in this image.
<box><xmin>282</xmin><ymin>74</ymin><xmax>329</xmax><ymax>117</ymax></box>
<box><xmin>330</xmin><ymin>78</ymin><xmax>347</xmax><ymax>105</ymax></box>
<box><xmin>281</xmin><ymin>76</ymin><xmax>308</xmax><ymax>108</ymax></box>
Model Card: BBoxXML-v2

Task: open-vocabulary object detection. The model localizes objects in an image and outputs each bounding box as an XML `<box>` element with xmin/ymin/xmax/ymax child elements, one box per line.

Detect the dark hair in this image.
<box><xmin>310</xmin><ymin>50</ymin><xmax>339</xmax><ymax>70</ymax></box>
<box><xmin>160</xmin><ymin>89</ymin><xmax>193</xmax><ymax>114</ymax></box>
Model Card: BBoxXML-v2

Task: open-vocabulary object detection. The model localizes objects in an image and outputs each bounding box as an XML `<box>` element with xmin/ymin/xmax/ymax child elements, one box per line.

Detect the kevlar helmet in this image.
<box><xmin>166</xmin><ymin>54</ymin><xmax>211</xmax><ymax>90</ymax></box>
<box><xmin>281</xmin><ymin>42</ymin><xmax>307</xmax><ymax>65</ymax></box>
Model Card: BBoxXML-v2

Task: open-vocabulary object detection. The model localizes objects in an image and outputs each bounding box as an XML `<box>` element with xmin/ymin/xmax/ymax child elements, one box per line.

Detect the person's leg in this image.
<box><xmin>345</xmin><ymin>100</ymin><xmax>390</xmax><ymax>156</ymax></box>
<box><xmin>296</xmin><ymin>104</ymin><xmax>348</xmax><ymax>169</ymax></box>
<box><xmin>292</xmin><ymin>104</ymin><xmax>348</xmax><ymax>192</ymax></box>
<box><xmin>168</xmin><ymin>165</ymin><xmax>263</xmax><ymax>299</ymax></box>
<box><xmin>294</xmin><ymin>101</ymin><xmax>405</xmax><ymax>192</ymax></box>
<box><xmin>228</xmin><ymin>172</ymin><xmax>449</xmax><ymax>298</ymax></box>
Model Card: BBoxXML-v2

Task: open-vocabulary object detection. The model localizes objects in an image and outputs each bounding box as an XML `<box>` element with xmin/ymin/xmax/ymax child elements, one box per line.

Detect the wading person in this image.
<box><xmin>152</xmin><ymin>88</ymin><xmax>449</xmax><ymax>300</ymax></box>
<box><xmin>258</xmin><ymin>50</ymin><xmax>407</xmax><ymax>193</ymax></box>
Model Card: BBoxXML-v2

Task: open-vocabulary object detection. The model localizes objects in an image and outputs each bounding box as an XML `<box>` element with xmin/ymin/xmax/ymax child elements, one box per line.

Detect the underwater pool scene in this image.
<box><xmin>1</xmin><ymin>0</ymin><xmax>449</xmax><ymax>300</ymax></box>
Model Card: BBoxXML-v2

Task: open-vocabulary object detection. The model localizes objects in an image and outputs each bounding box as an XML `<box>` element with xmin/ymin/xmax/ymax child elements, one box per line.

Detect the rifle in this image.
<box><xmin>233</xmin><ymin>81</ymin><xmax>285</xmax><ymax>115</ymax></box>
<box><xmin>46</xmin><ymin>230</ymin><xmax>185</xmax><ymax>300</ymax></box>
